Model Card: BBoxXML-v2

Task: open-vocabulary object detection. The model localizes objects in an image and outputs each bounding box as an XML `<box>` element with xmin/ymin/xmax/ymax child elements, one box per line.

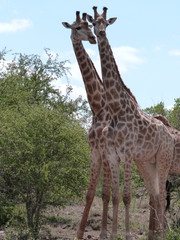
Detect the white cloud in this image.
<box><xmin>66</xmin><ymin>61</ymin><xmax>82</xmax><ymax>83</ymax></box>
<box><xmin>154</xmin><ymin>46</ymin><xmax>161</xmax><ymax>52</ymax></box>
<box><xmin>167</xmin><ymin>105</ymin><xmax>174</xmax><ymax>110</ymax></box>
<box><xmin>52</xmin><ymin>78</ymin><xmax>87</xmax><ymax>101</ymax></box>
<box><xmin>168</xmin><ymin>49</ymin><xmax>180</xmax><ymax>56</ymax></box>
<box><xmin>0</xmin><ymin>19</ymin><xmax>32</xmax><ymax>33</ymax></box>
<box><xmin>68</xmin><ymin>85</ymin><xmax>87</xmax><ymax>100</ymax></box>
<box><xmin>12</xmin><ymin>9</ymin><xmax>18</xmax><ymax>15</ymax></box>
<box><xmin>112</xmin><ymin>46</ymin><xmax>144</xmax><ymax>73</ymax></box>
<box><xmin>86</xmin><ymin>48</ymin><xmax>97</xmax><ymax>57</ymax></box>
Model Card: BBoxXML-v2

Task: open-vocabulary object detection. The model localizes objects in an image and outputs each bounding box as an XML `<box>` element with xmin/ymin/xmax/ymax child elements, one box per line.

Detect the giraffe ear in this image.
<box><xmin>107</xmin><ymin>17</ymin><xmax>117</xmax><ymax>26</ymax></box>
<box><xmin>62</xmin><ymin>22</ymin><xmax>71</xmax><ymax>29</ymax></box>
<box><xmin>86</xmin><ymin>14</ymin><xmax>94</xmax><ymax>24</ymax></box>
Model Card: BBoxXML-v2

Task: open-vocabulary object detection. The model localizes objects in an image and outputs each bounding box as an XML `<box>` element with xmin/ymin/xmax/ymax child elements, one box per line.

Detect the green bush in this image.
<box><xmin>0</xmin><ymin>205</ymin><xmax>14</xmax><ymax>226</ymax></box>
<box><xmin>0</xmin><ymin>49</ymin><xmax>91</xmax><ymax>239</ymax></box>
<box><xmin>165</xmin><ymin>228</ymin><xmax>180</xmax><ymax>240</ymax></box>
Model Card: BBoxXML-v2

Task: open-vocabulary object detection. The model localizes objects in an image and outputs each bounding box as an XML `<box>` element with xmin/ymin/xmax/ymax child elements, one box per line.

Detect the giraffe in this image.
<box><xmin>87</xmin><ymin>7</ymin><xmax>175</xmax><ymax>240</ymax></box>
<box><xmin>62</xmin><ymin>12</ymin><xmax>114</xmax><ymax>239</ymax></box>
<box><xmin>148</xmin><ymin>114</ymin><xmax>180</xmax><ymax>237</ymax></box>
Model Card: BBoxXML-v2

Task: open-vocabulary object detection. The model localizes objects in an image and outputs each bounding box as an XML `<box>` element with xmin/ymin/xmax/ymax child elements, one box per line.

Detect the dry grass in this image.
<box><xmin>2</xmin><ymin>187</ymin><xmax>179</xmax><ymax>239</ymax></box>
<box><xmin>40</xmin><ymin>191</ymin><xmax>150</xmax><ymax>240</ymax></box>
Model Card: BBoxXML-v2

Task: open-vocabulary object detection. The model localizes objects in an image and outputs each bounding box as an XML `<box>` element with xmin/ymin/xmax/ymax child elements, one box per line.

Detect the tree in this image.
<box><xmin>0</xmin><ymin>105</ymin><xmax>90</xmax><ymax>238</ymax></box>
<box><xmin>144</xmin><ymin>101</ymin><xmax>168</xmax><ymax>117</ymax></box>
<box><xmin>169</xmin><ymin>98</ymin><xmax>180</xmax><ymax>130</ymax></box>
<box><xmin>143</xmin><ymin>99</ymin><xmax>180</xmax><ymax>131</ymax></box>
<box><xmin>0</xmin><ymin>48</ymin><xmax>91</xmax><ymax>129</ymax></box>
<box><xmin>0</xmin><ymin>49</ymin><xmax>90</xmax><ymax>238</ymax></box>
<box><xmin>0</xmin><ymin>49</ymin><xmax>65</xmax><ymax>107</ymax></box>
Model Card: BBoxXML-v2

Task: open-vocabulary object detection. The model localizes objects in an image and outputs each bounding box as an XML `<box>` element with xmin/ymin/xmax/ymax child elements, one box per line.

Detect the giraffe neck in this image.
<box><xmin>72</xmin><ymin>39</ymin><xmax>105</xmax><ymax>116</ymax></box>
<box><xmin>97</xmin><ymin>36</ymin><xmax>138</xmax><ymax>115</ymax></box>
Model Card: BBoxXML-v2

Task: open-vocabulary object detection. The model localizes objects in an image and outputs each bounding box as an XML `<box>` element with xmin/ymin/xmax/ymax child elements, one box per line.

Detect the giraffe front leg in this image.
<box><xmin>77</xmin><ymin>149</ymin><xmax>102</xmax><ymax>239</ymax></box>
<box><xmin>99</xmin><ymin>156</ymin><xmax>111</xmax><ymax>239</ymax></box>
<box><xmin>122</xmin><ymin>159</ymin><xmax>133</xmax><ymax>240</ymax></box>
<box><xmin>107</xmin><ymin>149</ymin><xmax>120</xmax><ymax>240</ymax></box>
<box><xmin>109</xmin><ymin>184</ymin><xmax>120</xmax><ymax>240</ymax></box>
<box><xmin>148</xmin><ymin>194</ymin><xmax>156</xmax><ymax>240</ymax></box>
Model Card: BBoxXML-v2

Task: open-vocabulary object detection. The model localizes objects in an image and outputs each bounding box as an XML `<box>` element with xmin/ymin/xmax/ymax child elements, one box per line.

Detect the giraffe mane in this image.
<box><xmin>110</xmin><ymin>46</ymin><xmax>138</xmax><ymax>106</ymax></box>
<box><xmin>115</xmin><ymin>61</ymin><xmax>138</xmax><ymax>106</ymax></box>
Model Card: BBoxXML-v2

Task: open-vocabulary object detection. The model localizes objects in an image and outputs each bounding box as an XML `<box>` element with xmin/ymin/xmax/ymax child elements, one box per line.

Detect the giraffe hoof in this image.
<box><xmin>76</xmin><ymin>229</ymin><xmax>84</xmax><ymax>239</ymax></box>
<box><xmin>99</xmin><ymin>232</ymin><xmax>108</xmax><ymax>240</ymax></box>
<box><xmin>125</xmin><ymin>232</ymin><xmax>133</xmax><ymax>240</ymax></box>
<box><xmin>109</xmin><ymin>234</ymin><xmax>117</xmax><ymax>240</ymax></box>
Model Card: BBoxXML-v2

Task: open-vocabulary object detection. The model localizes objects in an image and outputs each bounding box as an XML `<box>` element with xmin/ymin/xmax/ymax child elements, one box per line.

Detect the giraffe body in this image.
<box><xmin>88</xmin><ymin>7</ymin><xmax>174</xmax><ymax>240</ymax></box>
<box><xmin>154</xmin><ymin>115</ymin><xmax>180</xmax><ymax>175</ymax></box>
<box><xmin>148</xmin><ymin>115</ymin><xmax>180</xmax><ymax>238</ymax></box>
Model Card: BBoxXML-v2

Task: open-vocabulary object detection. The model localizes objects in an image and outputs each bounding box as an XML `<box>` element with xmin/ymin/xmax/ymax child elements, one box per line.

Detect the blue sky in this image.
<box><xmin>1</xmin><ymin>0</ymin><xmax>180</xmax><ymax>109</ymax></box>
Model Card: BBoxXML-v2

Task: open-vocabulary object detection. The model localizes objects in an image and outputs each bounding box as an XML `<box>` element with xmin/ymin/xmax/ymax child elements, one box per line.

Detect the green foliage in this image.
<box><xmin>131</xmin><ymin>163</ymin><xmax>144</xmax><ymax>189</ymax></box>
<box><xmin>0</xmin><ymin>204</ymin><xmax>14</xmax><ymax>226</ymax></box>
<box><xmin>115</xmin><ymin>237</ymin><xmax>124</xmax><ymax>240</ymax></box>
<box><xmin>0</xmin><ymin>49</ymin><xmax>91</xmax><ymax>238</ymax></box>
<box><xmin>143</xmin><ymin>98</ymin><xmax>180</xmax><ymax>131</ymax></box>
<box><xmin>5</xmin><ymin>204</ymin><xmax>29</xmax><ymax>240</ymax></box>
<box><xmin>165</xmin><ymin>228</ymin><xmax>180</xmax><ymax>240</ymax></box>
<box><xmin>144</xmin><ymin>101</ymin><xmax>168</xmax><ymax>116</ymax></box>
<box><xmin>0</xmin><ymin>49</ymin><xmax>66</xmax><ymax>107</ymax></box>
<box><xmin>0</xmin><ymin>104</ymin><xmax>90</xmax><ymax>202</ymax></box>
<box><xmin>168</xmin><ymin>98</ymin><xmax>180</xmax><ymax>130</ymax></box>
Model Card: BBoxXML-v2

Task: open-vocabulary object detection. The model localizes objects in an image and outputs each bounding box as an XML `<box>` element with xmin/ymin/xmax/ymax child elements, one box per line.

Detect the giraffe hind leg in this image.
<box><xmin>134</xmin><ymin>158</ymin><xmax>160</xmax><ymax>240</ymax></box>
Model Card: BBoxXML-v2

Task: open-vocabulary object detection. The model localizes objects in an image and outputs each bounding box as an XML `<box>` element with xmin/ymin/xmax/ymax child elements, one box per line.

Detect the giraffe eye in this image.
<box><xmin>76</xmin><ymin>27</ymin><xmax>81</xmax><ymax>30</ymax></box>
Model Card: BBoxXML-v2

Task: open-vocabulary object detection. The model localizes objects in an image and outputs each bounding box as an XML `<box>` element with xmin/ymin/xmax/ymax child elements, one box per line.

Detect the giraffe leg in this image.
<box><xmin>110</xmin><ymin>173</ymin><xmax>120</xmax><ymax>240</ymax></box>
<box><xmin>77</xmin><ymin>148</ymin><xmax>102</xmax><ymax>239</ymax></box>
<box><xmin>154</xmin><ymin>142</ymin><xmax>173</xmax><ymax>239</ymax></box>
<box><xmin>101</xmin><ymin>125</ymin><xmax>120</xmax><ymax>240</ymax></box>
<box><xmin>122</xmin><ymin>159</ymin><xmax>133</xmax><ymax>240</ymax></box>
<box><xmin>106</xmin><ymin>147</ymin><xmax>120</xmax><ymax>240</ymax></box>
<box><xmin>100</xmin><ymin>157</ymin><xmax>111</xmax><ymax>239</ymax></box>
<box><xmin>154</xmin><ymin>174</ymin><xmax>168</xmax><ymax>239</ymax></box>
<box><xmin>134</xmin><ymin>158</ymin><xmax>160</xmax><ymax>240</ymax></box>
<box><xmin>148</xmin><ymin>195</ymin><xmax>156</xmax><ymax>240</ymax></box>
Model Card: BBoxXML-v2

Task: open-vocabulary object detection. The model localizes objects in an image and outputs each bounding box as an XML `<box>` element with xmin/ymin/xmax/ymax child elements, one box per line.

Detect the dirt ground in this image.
<box><xmin>41</xmin><ymin>190</ymin><xmax>151</xmax><ymax>240</ymax></box>
<box><xmin>0</xmin><ymin>188</ymin><xmax>177</xmax><ymax>240</ymax></box>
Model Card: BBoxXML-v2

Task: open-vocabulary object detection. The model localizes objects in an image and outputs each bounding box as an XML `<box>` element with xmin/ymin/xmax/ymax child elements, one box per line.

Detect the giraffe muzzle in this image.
<box><xmin>99</xmin><ymin>31</ymin><xmax>106</xmax><ymax>37</ymax></box>
<box><xmin>89</xmin><ymin>36</ymin><xmax>96</xmax><ymax>44</ymax></box>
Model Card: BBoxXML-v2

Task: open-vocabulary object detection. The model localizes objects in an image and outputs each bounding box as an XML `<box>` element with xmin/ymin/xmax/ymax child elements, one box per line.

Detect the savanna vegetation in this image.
<box><xmin>0</xmin><ymin>49</ymin><xmax>91</xmax><ymax>239</ymax></box>
<box><xmin>0</xmin><ymin>49</ymin><xmax>180</xmax><ymax>239</ymax></box>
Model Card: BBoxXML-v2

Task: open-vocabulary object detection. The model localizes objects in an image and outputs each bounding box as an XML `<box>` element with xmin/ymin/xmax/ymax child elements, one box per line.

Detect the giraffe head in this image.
<box><xmin>87</xmin><ymin>6</ymin><xmax>117</xmax><ymax>38</ymax></box>
<box><xmin>62</xmin><ymin>11</ymin><xmax>96</xmax><ymax>44</ymax></box>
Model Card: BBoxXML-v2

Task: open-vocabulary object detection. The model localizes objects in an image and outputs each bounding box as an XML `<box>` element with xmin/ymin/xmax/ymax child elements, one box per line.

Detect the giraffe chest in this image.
<box><xmin>88</xmin><ymin>119</ymin><xmax>109</xmax><ymax>149</ymax></box>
